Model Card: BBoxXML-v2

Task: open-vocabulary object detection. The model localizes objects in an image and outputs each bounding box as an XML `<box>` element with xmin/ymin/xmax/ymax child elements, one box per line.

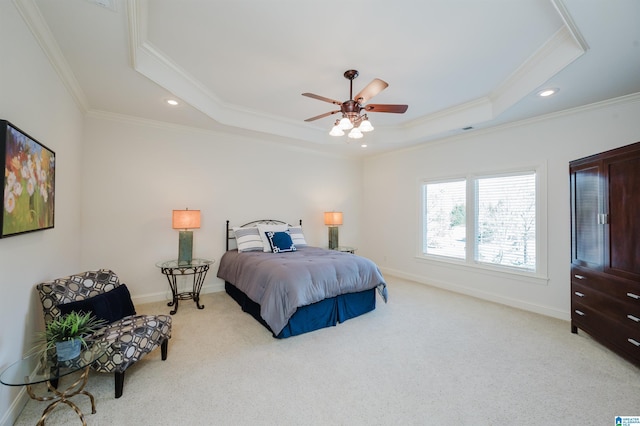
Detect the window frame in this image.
<box><xmin>418</xmin><ymin>164</ymin><xmax>548</xmax><ymax>282</ymax></box>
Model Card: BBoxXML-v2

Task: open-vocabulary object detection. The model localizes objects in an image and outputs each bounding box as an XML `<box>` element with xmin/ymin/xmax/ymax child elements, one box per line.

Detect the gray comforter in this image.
<box><xmin>217</xmin><ymin>246</ymin><xmax>387</xmax><ymax>335</ymax></box>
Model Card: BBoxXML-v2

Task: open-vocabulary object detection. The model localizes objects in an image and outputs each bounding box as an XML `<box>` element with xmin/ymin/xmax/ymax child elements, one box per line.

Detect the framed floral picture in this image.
<box><xmin>1</xmin><ymin>120</ymin><xmax>55</xmax><ymax>238</ymax></box>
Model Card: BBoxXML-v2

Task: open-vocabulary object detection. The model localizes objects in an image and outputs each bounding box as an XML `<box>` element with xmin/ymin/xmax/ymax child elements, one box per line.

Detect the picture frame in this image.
<box><xmin>1</xmin><ymin>120</ymin><xmax>55</xmax><ymax>238</ymax></box>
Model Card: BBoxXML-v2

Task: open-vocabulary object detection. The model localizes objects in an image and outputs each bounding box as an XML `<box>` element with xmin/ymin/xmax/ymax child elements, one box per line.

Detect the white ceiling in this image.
<box><xmin>18</xmin><ymin>0</ymin><xmax>640</xmax><ymax>156</ymax></box>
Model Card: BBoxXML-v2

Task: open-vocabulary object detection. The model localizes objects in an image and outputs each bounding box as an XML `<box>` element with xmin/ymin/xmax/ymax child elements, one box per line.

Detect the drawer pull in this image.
<box><xmin>574</xmin><ymin>310</ymin><xmax>585</xmax><ymax>316</ymax></box>
<box><xmin>627</xmin><ymin>292</ymin><xmax>640</xmax><ymax>300</ymax></box>
<box><xmin>627</xmin><ymin>314</ymin><xmax>640</xmax><ymax>323</ymax></box>
<box><xmin>574</xmin><ymin>291</ymin><xmax>585</xmax><ymax>297</ymax></box>
<box><xmin>628</xmin><ymin>338</ymin><xmax>640</xmax><ymax>347</ymax></box>
<box><xmin>574</xmin><ymin>274</ymin><xmax>586</xmax><ymax>280</ymax></box>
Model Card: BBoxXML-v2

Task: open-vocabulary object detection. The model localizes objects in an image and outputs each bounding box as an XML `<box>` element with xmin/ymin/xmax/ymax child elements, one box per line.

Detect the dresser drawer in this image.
<box><xmin>572</xmin><ymin>281</ymin><xmax>640</xmax><ymax>328</ymax></box>
<box><xmin>572</xmin><ymin>303</ymin><xmax>640</xmax><ymax>364</ymax></box>
<box><xmin>571</xmin><ymin>266</ymin><xmax>640</xmax><ymax>305</ymax></box>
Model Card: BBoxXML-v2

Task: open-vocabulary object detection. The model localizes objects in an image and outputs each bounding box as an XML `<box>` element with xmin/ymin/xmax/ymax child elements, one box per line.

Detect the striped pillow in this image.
<box><xmin>288</xmin><ymin>226</ymin><xmax>308</xmax><ymax>247</ymax></box>
<box><xmin>233</xmin><ymin>227</ymin><xmax>263</xmax><ymax>252</ymax></box>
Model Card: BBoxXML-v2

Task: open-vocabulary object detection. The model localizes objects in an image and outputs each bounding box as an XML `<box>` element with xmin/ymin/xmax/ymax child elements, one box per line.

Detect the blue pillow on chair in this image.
<box><xmin>58</xmin><ymin>284</ymin><xmax>136</xmax><ymax>323</ymax></box>
<box><xmin>266</xmin><ymin>231</ymin><xmax>296</xmax><ymax>253</ymax></box>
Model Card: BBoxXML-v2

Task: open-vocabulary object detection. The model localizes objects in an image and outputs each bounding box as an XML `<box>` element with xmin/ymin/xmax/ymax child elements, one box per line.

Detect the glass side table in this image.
<box><xmin>156</xmin><ymin>258</ymin><xmax>214</xmax><ymax>315</ymax></box>
<box><xmin>0</xmin><ymin>340</ymin><xmax>110</xmax><ymax>426</ymax></box>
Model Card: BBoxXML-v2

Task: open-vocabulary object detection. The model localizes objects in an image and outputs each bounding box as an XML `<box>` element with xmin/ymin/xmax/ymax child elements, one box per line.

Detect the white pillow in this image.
<box><xmin>257</xmin><ymin>224</ymin><xmax>289</xmax><ymax>252</ymax></box>
<box><xmin>288</xmin><ymin>226</ymin><xmax>308</xmax><ymax>247</ymax></box>
<box><xmin>233</xmin><ymin>226</ymin><xmax>263</xmax><ymax>252</ymax></box>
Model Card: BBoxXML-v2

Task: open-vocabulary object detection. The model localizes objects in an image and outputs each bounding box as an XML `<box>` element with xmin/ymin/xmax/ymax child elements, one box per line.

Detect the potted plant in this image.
<box><xmin>38</xmin><ymin>311</ymin><xmax>106</xmax><ymax>361</ymax></box>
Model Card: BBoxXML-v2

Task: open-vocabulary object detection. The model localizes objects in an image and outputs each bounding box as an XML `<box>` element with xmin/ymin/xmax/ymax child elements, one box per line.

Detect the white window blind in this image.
<box><xmin>423</xmin><ymin>180</ymin><xmax>466</xmax><ymax>259</ymax></box>
<box><xmin>475</xmin><ymin>172</ymin><xmax>536</xmax><ymax>270</ymax></box>
<box><xmin>421</xmin><ymin>170</ymin><xmax>538</xmax><ymax>274</ymax></box>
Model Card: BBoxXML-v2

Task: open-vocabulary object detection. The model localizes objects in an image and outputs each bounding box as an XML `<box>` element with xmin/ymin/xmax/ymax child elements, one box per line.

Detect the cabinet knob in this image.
<box><xmin>574</xmin><ymin>310</ymin><xmax>585</xmax><ymax>316</ymax></box>
<box><xmin>574</xmin><ymin>274</ymin><xmax>585</xmax><ymax>280</ymax></box>
<box><xmin>574</xmin><ymin>291</ymin><xmax>585</xmax><ymax>297</ymax></box>
<box><xmin>628</xmin><ymin>338</ymin><xmax>640</xmax><ymax>347</ymax></box>
<box><xmin>627</xmin><ymin>314</ymin><xmax>640</xmax><ymax>323</ymax></box>
<box><xmin>627</xmin><ymin>292</ymin><xmax>640</xmax><ymax>300</ymax></box>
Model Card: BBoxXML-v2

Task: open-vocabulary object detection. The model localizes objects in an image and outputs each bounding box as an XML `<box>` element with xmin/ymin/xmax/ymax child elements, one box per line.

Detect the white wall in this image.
<box><xmin>0</xmin><ymin>3</ymin><xmax>84</xmax><ymax>424</ymax></box>
<box><xmin>80</xmin><ymin>115</ymin><xmax>363</xmax><ymax>303</ymax></box>
<box><xmin>362</xmin><ymin>96</ymin><xmax>640</xmax><ymax>320</ymax></box>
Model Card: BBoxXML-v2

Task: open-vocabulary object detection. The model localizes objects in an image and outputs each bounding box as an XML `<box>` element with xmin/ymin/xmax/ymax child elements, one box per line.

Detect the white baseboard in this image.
<box><xmin>380</xmin><ymin>267</ymin><xmax>571</xmax><ymax>321</ymax></box>
<box><xmin>131</xmin><ymin>281</ymin><xmax>225</xmax><ymax>306</ymax></box>
<box><xmin>1</xmin><ymin>380</ymin><xmax>31</xmax><ymax>426</ymax></box>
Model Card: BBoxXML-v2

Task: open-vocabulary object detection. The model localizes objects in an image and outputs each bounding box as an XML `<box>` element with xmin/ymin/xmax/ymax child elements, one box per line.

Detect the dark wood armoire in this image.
<box><xmin>570</xmin><ymin>141</ymin><xmax>640</xmax><ymax>366</ymax></box>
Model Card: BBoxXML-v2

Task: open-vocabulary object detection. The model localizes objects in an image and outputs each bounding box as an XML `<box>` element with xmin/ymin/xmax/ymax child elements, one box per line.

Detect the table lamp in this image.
<box><xmin>324</xmin><ymin>211</ymin><xmax>343</xmax><ymax>250</ymax></box>
<box><xmin>172</xmin><ymin>209</ymin><xmax>201</xmax><ymax>264</ymax></box>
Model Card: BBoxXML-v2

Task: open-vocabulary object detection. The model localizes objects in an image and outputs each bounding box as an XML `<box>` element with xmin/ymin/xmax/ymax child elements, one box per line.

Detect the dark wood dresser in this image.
<box><xmin>570</xmin><ymin>141</ymin><xmax>640</xmax><ymax>366</ymax></box>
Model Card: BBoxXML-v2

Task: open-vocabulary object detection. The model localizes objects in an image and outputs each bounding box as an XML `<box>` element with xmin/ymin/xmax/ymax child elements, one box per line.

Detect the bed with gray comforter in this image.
<box><xmin>217</xmin><ymin>246</ymin><xmax>387</xmax><ymax>337</ymax></box>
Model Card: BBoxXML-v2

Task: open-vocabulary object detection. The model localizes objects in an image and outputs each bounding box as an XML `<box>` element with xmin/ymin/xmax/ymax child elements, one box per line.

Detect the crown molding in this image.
<box><xmin>550</xmin><ymin>0</ymin><xmax>589</xmax><ymax>51</ymax></box>
<box><xmin>371</xmin><ymin>92</ymin><xmax>640</xmax><ymax>159</ymax></box>
<box><xmin>127</xmin><ymin>0</ymin><xmax>328</xmax><ymax>145</ymax></box>
<box><xmin>13</xmin><ymin>0</ymin><xmax>89</xmax><ymax>112</ymax></box>
<box><xmin>85</xmin><ymin>109</ymin><xmax>356</xmax><ymax>159</ymax></box>
<box><xmin>19</xmin><ymin>0</ymin><xmax>598</xmax><ymax>150</ymax></box>
<box><xmin>127</xmin><ymin>0</ymin><xmax>586</xmax><ymax>147</ymax></box>
<box><xmin>490</xmin><ymin>24</ymin><xmax>586</xmax><ymax>116</ymax></box>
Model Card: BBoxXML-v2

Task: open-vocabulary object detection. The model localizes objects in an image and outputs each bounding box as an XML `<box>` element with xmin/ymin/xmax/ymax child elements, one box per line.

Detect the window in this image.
<box><xmin>423</xmin><ymin>180</ymin><xmax>466</xmax><ymax>259</ymax></box>
<box><xmin>422</xmin><ymin>170</ymin><xmax>538</xmax><ymax>273</ymax></box>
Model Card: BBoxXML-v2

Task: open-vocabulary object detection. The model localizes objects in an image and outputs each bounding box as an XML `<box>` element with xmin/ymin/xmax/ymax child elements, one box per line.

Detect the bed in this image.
<box><xmin>217</xmin><ymin>219</ymin><xmax>387</xmax><ymax>338</ymax></box>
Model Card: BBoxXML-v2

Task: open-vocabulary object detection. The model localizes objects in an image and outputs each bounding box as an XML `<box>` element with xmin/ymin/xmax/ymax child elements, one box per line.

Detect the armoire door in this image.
<box><xmin>604</xmin><ymin>151</ymin><xmax>640</xmax><ymax>281</ymax></box>
<box><xmin>570</xmin><ymin>161</ymin><xmax>603</xmax><ymax>270</ymax></box>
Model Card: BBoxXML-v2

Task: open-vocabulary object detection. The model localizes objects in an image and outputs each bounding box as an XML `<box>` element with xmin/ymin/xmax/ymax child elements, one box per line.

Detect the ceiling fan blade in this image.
<box><xmin>364</xmin><ymin>104</ymin><xmax>409</xmax><ymax>113</ymax></box>
<box><xmin>353</xmin><ymin>78</ymin><xmax>388</xmax><ymax>103</ymax></box>
<box><xmin>304</xmin><ymin>110</ymin><xmax>341</xmax><ymax>122</ymax></box>
<box><xmin>302</xmin><ymin>93</ymin><xmax>342</xmax><ymax>106</ymax></box>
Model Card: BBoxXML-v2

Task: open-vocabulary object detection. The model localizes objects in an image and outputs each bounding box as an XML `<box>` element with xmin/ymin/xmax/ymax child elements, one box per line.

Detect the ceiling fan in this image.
<box><xmin>302</xmin><ymin>69</ymin><xmax>408</xmax><ymax>139</ymax></box>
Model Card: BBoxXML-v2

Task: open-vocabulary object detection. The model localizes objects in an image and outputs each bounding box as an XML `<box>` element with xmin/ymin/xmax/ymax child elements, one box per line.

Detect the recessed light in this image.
<box><xmin>360</xmin><ymin>143</ymin><xmax>367</xmax><ymax>148</ymax></box>
<box><xmin>537</xmin><ymin>88</ymin><xmax>559</xmax><ymax>97</ymax></box>
<box><xmin>166</xmin><ymin>99</ymin><xmax>179</xmax><ymax>106</ymax></box>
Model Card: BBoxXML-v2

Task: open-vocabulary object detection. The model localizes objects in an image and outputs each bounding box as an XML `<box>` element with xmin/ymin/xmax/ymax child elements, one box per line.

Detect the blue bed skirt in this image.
<box><xmin>225</xmin><ymin>282</ymin><xmax>376</xmax><ymax>338</ymax></box>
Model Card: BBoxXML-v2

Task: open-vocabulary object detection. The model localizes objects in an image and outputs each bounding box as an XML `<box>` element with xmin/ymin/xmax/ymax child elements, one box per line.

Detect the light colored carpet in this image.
<box><xmin>14</xmin><ymin>276</ymin><xmax>640</xmax><ymax>425</ymax></box>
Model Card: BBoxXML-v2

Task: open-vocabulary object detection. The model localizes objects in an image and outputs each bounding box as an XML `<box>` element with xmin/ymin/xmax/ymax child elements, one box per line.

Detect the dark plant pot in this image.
<box><xmin>55</xmin><ymin>339</ymin><xmax>81</xmax><ymax>361</ymax></box>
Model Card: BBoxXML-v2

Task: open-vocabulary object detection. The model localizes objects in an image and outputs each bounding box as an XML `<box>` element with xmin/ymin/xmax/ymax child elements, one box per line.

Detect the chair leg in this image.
<box><xmin>115</xmin><ymin>371</ymin><xmax>125</xmax><ymax>399</ymax></box>
<box><xmin>161</xmin><ymin>338</ymin><xmax>168</xmax><ymax>360</ymax></box>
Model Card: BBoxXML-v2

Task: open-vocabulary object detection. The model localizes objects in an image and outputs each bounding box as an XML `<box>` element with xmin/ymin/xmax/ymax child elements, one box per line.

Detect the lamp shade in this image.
<box><xmin>324</xmin><ymin>211</ymin><xmax>343</xmax><ymax>226</ymax></box>
<box><xmin>329</xmin><ymin>124</ymin><xmax>345</xmax><ymax>136</ymax></box>
<box><xmin>172</xmin><ymin>209</ymin><xmax>201</xmax><ymax>230</ymax></box>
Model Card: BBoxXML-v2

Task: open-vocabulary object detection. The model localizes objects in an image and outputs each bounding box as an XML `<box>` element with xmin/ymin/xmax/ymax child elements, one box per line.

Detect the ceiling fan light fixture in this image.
<box><xmin>302</xmin><ymin>69</ymin><xmax>408</xmax><ymax>141</ymax></box>
<box><xmin>359</xmin><ymin>117</ymin><xmax>374</xmax><ymax>132</ymax></box>
<box><xmin>348</xmin><ymin>127</ymin><xmax>363</xmax><ymax>139</ymax></box>
<box><xmin>329</xmin><ymin>123</ymin><xmax>345</xmax><ymax>136</ymax></box>
<box><xmin>338</xmin><ymin>116</ymin><xmax>353</xmax><ymax>130</ymax></box>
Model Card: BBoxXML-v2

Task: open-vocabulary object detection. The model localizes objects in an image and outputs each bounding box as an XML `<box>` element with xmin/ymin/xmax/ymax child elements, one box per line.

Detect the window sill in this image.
<box><xmin>414</xmin><ymin>255</ymin><xmax>549</xmax><ymax>286</ymax></box>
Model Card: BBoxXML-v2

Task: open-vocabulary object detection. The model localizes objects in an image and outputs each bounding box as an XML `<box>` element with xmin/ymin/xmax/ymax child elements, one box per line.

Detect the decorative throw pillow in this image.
<box><xmin>288</xmin><ymin>226</ymin><xmax>308</xmax><ymax>247</ymax></box>
<box><xmin>257</xmin><ymin>224</ymin><xmax>289</xmax><ymax>252</ymax></box>
<box><xmin>266</xmin><ymin>231</ymin><xmax>296</xmax><ymax>253</ymax></box>
<box><xmin>233</xmin><ymin>226</ymin><xmax>264</xmax><ymax>252</ymax></box>
<box><xmin>58</xmin><ymin>284</ymin><xmax>136</xmax><ymax>324</ymax></box>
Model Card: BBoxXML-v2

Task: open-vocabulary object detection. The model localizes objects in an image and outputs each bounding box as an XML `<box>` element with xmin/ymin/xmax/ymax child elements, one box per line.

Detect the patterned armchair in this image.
<box><xmin>36</xmin><ymin>269</ymin><xmax>172</xmax><ymax>398</ymax></box>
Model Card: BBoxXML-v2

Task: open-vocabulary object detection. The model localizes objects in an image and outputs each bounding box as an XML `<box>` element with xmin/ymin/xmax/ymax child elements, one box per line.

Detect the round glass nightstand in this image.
<box><xmin>156</xmin><ymin>258</ymin><xmax>214</xmax><ymax>314</ymax></box>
